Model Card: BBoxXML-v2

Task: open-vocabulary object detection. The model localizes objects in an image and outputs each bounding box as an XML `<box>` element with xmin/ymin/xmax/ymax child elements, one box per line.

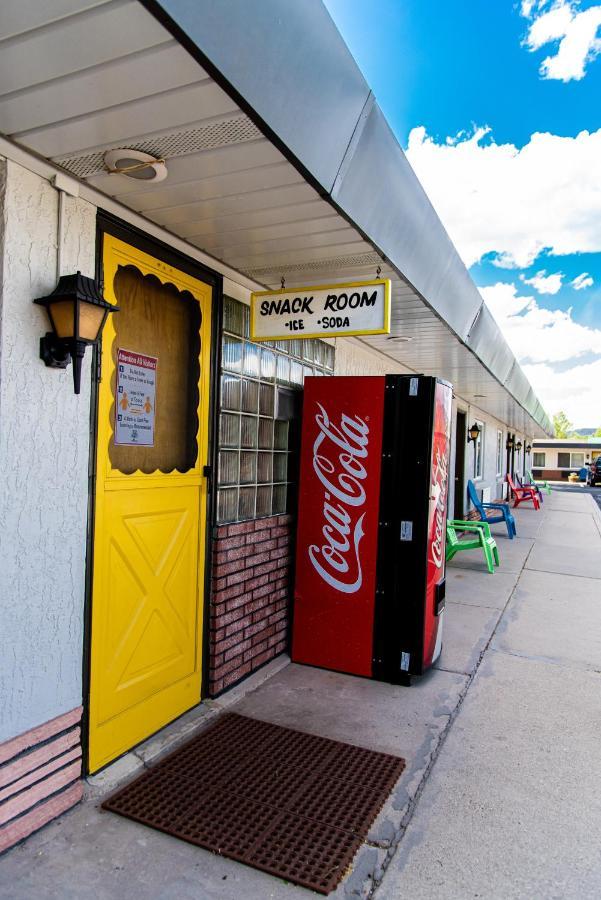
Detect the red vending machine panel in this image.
<box><xmin>423</xmin><ymin>381</ymin><xmax>453</xmax><ymax>667</ymax></box>
<box><xmin>292</xmin><ymin>376</ymin><xmax>386</xmax><ymax>676</ymax></box>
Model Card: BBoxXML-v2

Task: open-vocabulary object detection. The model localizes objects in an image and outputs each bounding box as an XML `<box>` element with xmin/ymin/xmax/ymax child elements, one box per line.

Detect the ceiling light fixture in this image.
<box><xmin>103</xmin><ymin>149</ymin><xmax>168</xmax><ymax>182</ymax></box>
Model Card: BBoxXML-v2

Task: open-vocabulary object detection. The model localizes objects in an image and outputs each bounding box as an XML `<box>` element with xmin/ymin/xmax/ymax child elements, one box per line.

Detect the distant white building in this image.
<box><xmin>532</xmin><ymin>439</ymin><xmax>601</xmax><ymax>480</ymax></box>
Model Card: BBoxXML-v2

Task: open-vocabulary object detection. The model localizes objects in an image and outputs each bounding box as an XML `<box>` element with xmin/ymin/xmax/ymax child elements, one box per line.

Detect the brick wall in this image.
<box><xmin>0</xmin><ymin>707</ymin><xmax>83</xmax><ymax>853</ymax></box>
<box><xmin>535</xmin><ymin>469</ymin><xmax>567</xmax><ymax>480</ymax></box>
<box><xmin>208</xmin><ymin>514</ymin><xmax>292</xmax><ymax>695</ymax></box>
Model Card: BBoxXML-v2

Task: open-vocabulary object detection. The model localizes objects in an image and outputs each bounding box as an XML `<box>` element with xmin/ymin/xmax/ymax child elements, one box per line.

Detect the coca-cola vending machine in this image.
<box><xmin>292</xmin><ymin>374</ymin><xmax>452</xmax><ymax>684</ymax></box>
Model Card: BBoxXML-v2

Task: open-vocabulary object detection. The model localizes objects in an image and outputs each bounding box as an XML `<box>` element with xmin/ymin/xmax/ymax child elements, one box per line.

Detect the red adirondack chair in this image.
<box><xmin>506</xmin><ymin>474</ymin><xmax>540</xmax><ymax>509</ymax></box>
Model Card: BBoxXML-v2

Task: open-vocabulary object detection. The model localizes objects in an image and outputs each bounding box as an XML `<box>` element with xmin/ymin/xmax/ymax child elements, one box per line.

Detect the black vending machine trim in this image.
<box><xmin>372</xmin><ymin>374</ymin><xmax>437</xmax><ymax>683</ymax></box>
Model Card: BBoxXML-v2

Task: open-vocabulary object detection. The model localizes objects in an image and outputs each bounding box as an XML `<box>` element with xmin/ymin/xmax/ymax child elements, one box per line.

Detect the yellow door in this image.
<box><xmin>88</xmin><ymin>235</ymin><xmax>212</xmax><ymax>773</ymax></box>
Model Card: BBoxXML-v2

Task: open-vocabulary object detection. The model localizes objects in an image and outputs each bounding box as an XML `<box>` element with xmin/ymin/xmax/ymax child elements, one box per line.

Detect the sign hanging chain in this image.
<box><xmin>281</xmin><ymin>275</ymin><xmax>286</xmax><ymax>290</ymax></box>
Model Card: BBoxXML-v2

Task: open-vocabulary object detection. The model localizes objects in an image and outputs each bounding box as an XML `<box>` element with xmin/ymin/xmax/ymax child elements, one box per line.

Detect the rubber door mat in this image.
<box><xmin>102</xmin><ymin>712</ymin><xmax>405</xmax><ymax>894</ymax></box>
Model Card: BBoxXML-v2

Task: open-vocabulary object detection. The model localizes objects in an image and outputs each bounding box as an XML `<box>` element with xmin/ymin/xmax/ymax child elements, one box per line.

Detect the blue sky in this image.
<box><xmin>324</xmin><ymin>0</ymin><xmax>601</xmax><ymax>426</ymax></box>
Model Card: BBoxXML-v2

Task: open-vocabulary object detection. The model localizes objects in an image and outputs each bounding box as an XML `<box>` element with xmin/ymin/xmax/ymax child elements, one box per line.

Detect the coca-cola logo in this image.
<box><xmin>430</xmin><ymin>445</ymin><xmax>448</xmax><ymax>568</ymax></box>
<box><xmin>308</xmin><ymin>403</ymin><xmax>369</xmax><ymax>594</ymax></box>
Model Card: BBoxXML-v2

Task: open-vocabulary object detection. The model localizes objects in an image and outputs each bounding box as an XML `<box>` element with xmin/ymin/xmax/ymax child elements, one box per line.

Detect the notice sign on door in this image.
<box><xmin>250</xmin><ymin>279</ymin><xmax>391</xmax><ymax>341</ymax></box>
<box><xmin>114</xmin><ymin>348</ymin><xmax>157</xmax><ymax>447</ymax></box>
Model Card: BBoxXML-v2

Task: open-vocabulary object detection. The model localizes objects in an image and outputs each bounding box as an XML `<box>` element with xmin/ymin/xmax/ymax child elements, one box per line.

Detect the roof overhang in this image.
<box><xmin>534</xmin><ymin>440</ymin><xmax>601</xmax><ymax>449</ymax></box>
<box><xmin>0</xmin><ymin>0</ymin><xmax>553</xmax><ymax>436</ymax></box>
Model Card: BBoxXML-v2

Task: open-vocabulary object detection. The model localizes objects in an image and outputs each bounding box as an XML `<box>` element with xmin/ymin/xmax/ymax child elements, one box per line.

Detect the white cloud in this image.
<box><xmin>572</xmin><ymin>272</ymin><xmax>594</xmax><ymax>288</ymax></box>
<box><xmin>405</xmin><ymin>125</ymin><xmax>601</xmax><ymax>268</ymax></box>
<box><xmin>480</xmin><ymin>281</ymin><xmax>601</xmax><ymax>424</ymax></box>
<box><xmin>521</xmin><ymin>0</ymin><xmax>537</xmax><ymax>15</ymax></box>
<box><xmin>481</xmin><ymin>282</ymin><xmax>601</xmax><ymax>362</ymax></box>
<box><xmin>482</xmin><ymin>282</ymin><xmax>534</xmax><ymax>319</ymax></box>
<box><xmin>522</xmin><ymin>358</ymin><xmax>601</xmax><ymax>425</ymax></box>
<box><xmin>522</xmin><ymin>1</ymin><xmax>601</xmax><ymax>82</ymax></box>
<box><xmin>520</xmin><ymin>270</ymin><xmax>563</xmax><ymax>293</ymax></box>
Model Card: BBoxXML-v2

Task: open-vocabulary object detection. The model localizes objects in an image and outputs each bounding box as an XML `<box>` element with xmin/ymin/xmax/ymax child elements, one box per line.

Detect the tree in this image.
<box><xmin>595</xmin><ymin>427</ymin><xmax>601</xmax><ymax>438</ymax></box>
<box><xmin>552</xmin><ymin>411</ymin><xmax>572</xmax><ymax>438</ymax></box>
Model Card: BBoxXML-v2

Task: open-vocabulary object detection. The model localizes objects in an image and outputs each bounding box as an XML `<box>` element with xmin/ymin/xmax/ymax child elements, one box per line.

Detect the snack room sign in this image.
<box><xmin>250</xmin><ymin>279</ymin><xmax>391</xmax><ymax>341</ymax></box>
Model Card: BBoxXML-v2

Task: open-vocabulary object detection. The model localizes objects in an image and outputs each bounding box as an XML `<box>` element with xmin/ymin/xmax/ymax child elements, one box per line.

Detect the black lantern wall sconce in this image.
<box><xmin>525</xmin><ymin>443</ymin><xmax>532</xmax><ymax>454</ymax></box>
<box><xmin>506</xmin><ymin>435</ymin><xmax>514</xmax><ymax>451</ymax></box>
<box><xmin>467</xmin><ymin>422</ymin><xmax>481</xmax><ymax>444</ymax></box>
<box><xmin>34</xmin><ymin>272</ymin><xmax>119</xmax><ymax>394</ymax></box>
<box><xmin>515</xmin><ymin>440</ymin><xmax>523</xmax><ymax>453</ymax></box>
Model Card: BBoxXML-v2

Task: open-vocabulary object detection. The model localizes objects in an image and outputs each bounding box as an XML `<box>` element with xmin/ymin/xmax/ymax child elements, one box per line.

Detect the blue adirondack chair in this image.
<box><xmin>467</xmin><ymin>480</ymin><xmax>516</xmax><ymax>539</ymax></box>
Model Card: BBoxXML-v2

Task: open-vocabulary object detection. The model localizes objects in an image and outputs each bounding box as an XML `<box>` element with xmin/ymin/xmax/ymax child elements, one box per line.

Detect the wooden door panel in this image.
<box><xmin>88</xmin><ymin>235</ymin><xmax>211</xmax><ymax>773</ymax></box>
<box><xmin>96</xmin><ymin>487</ymin><xmax>200</xmax><ymax>724</ymax></box>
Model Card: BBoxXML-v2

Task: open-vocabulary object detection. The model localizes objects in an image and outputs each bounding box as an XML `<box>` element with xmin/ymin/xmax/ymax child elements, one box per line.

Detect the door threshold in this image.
<box><xmin>85</xmin><ymin>654</ymin><xmax>290</xmax><ymax>799</ymax></box>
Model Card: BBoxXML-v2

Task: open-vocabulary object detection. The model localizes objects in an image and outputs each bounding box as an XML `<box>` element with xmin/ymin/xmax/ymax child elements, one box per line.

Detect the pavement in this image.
<box><xmin>550</xmin><ymin>480</ymin><xmax>601</xmax><ymax>512</ymax></box>
<box><xmin>1</xmin><ymin>487</ymin><xmax>600</xmax><ymax>899</ymax></box>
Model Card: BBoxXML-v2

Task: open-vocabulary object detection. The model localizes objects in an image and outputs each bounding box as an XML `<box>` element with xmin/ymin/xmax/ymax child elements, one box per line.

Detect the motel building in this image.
<box><xmin>531</xmin><ymin>439</ymin><xmax>601</xmax><ymax>481</ymax></box>
<box><xmin>0</xmin><ymin>0</ymin><xmax>553</xmax><ymax>853</ymax></box>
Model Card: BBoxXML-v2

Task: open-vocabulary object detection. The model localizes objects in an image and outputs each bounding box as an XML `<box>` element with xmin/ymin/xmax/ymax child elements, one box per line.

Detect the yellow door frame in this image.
<box><xmin>87</xmin><ymin>229</ymin><xmax>215</xmax><ymax>773</ymax></box>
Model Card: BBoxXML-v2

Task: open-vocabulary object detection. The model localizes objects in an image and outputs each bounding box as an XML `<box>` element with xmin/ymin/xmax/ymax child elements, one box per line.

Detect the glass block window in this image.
<box><xmin>217</xmin><ymin>296</ymin><xmax>334</xmax><ymax>523</ymax></box>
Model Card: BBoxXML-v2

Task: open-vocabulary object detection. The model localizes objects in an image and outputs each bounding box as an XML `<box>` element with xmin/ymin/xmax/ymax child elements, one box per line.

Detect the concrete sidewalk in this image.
<box><xmin>378</xmin><ymin>488</ymin><xmax>601</xmax><ymax>900</ymax></box>
<box><xmin>1</xmin><ymin>490</ymin><xmax>600</xmax><ymax>899</ymax></box>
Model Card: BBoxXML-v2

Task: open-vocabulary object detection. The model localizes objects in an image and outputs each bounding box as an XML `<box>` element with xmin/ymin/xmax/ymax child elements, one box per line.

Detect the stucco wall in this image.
<box><xmin>333</xmin><ymin>336</ymin><xmax>413</xmax><ymax>376</ymax></box>
<box><xmin>456</xmin><ymin>402</ymin><xmax>532</xmax><ymax>514</ymax></box>
<box><xmin>0</xmin><ymin>159</ymin><xmax>96</xmax><ymax>742</ymax></box>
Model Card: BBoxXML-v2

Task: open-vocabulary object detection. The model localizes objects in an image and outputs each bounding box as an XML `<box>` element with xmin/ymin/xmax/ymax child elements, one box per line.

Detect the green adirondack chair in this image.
<box><xmin>527</xmin><ymin>469</ymin><xmax>551</xmax><ymax>495</ymax></box>
<box><xmin>446</xmin><ymin>520</ymin><xmax>500</xmax><ymax>575</ymax></box>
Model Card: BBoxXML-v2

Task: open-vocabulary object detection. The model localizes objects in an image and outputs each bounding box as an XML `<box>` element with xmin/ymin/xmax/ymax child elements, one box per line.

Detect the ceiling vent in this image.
<box><xmin>245</xmin><ymin>252</ymin><xmax>383</xmax><ymax>279</ymax></box>
<box><xmin>54</xmin><ymin>114</ymin><xmax>262</xmax><ymax>179</ymax></box>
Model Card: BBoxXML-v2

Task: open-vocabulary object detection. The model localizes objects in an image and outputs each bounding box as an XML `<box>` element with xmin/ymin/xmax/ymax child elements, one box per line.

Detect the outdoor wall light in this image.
<box><xmin>467</xmin><ymin>422</ymin><xmax>481</xmax><ymax>444</ymax></box>
<box><xmin>506</xmin><ymin>436</ymin><xmax>514</xmax><ymax>451</ymax></box>
<box><xmin>515</xmin><ymin>440</ymin><xmax>523</xmax><ymax>452</ymax></box>
<box><xmin>34</xmin><ymin>272</ymin><xmax>119</xmax><ymax>394</ymax></box>
<box><xmin>526</xmin><ymin>443</ymin><xmax>532</xmax><ymax>454</ymax></box>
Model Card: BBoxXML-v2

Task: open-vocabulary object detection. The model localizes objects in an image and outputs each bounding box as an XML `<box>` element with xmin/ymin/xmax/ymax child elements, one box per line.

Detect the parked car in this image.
<box><xmin>586</xmin><ymin>458</ymin><xmax>601</xmax><ymax>486</ymax></box>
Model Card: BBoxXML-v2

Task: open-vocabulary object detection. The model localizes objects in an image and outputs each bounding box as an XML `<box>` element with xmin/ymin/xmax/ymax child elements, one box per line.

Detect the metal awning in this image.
<box><xmin>0</xmin><ymin>0</ymin><xmax>552</xmax><ymax>436</ymax></box>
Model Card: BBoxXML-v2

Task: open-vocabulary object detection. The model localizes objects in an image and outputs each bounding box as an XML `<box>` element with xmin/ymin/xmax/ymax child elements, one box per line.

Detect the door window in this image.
<box><xmin>473</xmin><ymin>420</ymin><xmax>484</xmax><ymax>479</ymax></box>
<box><xmin>109</xmin><ymin>265</ymin><xmax>200</xmax><ymax>474</ymax></box>
<box><xmin>496</xmin><ymin>430</ymin><xmax>503</xmax><ymax>476</ymax></box>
